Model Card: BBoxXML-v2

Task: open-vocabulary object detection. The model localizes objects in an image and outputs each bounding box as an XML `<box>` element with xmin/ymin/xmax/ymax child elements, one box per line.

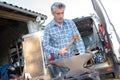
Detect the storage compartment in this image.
<box><xmin>73</xmin><ymin>17</ymin><xmax>107</xmax><ymax>65</ymax></box>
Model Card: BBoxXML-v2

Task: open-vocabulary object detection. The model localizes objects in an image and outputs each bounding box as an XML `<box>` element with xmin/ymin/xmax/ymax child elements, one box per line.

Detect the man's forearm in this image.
<box><xmin>44</xmin><ymin>45</ymin><xmax>59</xmax><ymax>55</ymax></box>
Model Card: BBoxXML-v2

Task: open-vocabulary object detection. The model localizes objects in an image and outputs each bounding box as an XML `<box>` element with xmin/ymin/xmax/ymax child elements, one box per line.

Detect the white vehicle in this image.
<box><xmin>71</xmin><ymin>0</ymin><xmax>120</xmax><ymax>79</ymax></box>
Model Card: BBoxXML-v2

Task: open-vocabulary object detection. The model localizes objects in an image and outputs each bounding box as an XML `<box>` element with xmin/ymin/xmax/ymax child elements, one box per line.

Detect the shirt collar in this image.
<box><xmin>51</xmin><ymin>19</ymin><xmax>66</xmax><ymax>27</ymax></box>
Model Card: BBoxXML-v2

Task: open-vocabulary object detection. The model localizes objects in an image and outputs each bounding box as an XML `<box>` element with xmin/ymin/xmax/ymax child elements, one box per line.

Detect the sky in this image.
<box><xmin>0</xmin><ymin>0</ymin><xmax>120</xmax><ymax>36</ymax></box>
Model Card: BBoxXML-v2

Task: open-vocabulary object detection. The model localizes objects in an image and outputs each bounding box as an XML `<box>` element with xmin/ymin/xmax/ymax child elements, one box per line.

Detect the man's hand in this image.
<box><xmin>58</xmin><ymin>48</ymin><xmax>68</xmax><ymax>56</ymax></box>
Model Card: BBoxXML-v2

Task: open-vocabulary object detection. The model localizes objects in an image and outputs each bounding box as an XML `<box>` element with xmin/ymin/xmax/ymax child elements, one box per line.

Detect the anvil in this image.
<box><xmin>49</xmin><ymin>53</ymin><xmax>95</xmax><ymax>78</ymax></box>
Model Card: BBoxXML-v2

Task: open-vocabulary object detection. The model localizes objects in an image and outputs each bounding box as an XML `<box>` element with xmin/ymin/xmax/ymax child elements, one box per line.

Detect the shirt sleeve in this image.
<box><xmin>42</xmin><ymin>25</ymin><xmax>59</xmax><ymax>57</ymax></box>
<box><xmin>70</xmin><ymin>20</ymin><xmax>86</xmax><ymax>54</ymax></box>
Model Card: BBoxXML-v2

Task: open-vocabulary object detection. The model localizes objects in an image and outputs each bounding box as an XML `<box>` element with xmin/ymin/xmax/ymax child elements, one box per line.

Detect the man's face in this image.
<box><xmin>52</xmin><ymin>7</ymin><xmax>64</xmax><ymax>24</ymax></box>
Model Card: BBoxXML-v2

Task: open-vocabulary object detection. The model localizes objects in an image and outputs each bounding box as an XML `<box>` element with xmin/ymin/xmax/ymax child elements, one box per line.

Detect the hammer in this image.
<box><xmin>65</xmin><ymin>34</ymin><xmax>80</xmax><ymax>51</ymax></box>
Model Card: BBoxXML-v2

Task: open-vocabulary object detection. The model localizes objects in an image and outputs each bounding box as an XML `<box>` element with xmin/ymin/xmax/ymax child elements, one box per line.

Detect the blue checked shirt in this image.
<box><xmin>43</xmin><ymin>19</ymin><xmax>85</xmax><ymax>60</ymax></box>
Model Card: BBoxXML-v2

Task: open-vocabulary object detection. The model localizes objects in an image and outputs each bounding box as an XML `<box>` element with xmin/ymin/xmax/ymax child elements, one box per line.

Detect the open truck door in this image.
<box><xmin>91</xmin><ymin>0</ymin><xmax>120</xmax><ymax>64</ymax></box>
<box><xmin>91</xmin><ymin>0</ymin><xmax>120</xmax><ymax>78</ymax></box>
<box><xmin>22</xmin><ymin>31</ymin><xmax>50</xmax><ymax>80</ymax></box>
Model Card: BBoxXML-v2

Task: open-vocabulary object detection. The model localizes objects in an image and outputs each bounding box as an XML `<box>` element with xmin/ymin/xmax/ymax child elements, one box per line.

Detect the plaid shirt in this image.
<box><xmin>43</xmin><ymin>19</ymin><xmax>85</xmax><ymax>60</ymax></box>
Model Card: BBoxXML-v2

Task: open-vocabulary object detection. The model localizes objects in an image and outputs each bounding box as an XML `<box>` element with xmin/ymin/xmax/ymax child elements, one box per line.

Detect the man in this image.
<box><xmin>43</xmin><ymin>2</ymin><xmax>85</xmax><ymax>61</ymax></box>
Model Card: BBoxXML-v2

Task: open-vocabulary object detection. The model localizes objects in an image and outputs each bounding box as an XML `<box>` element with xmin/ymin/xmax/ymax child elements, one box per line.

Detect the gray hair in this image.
<box><xmin>51</xmin><ymin>2</ymin><xmax>65</xmax><ymax>12</ymax></box>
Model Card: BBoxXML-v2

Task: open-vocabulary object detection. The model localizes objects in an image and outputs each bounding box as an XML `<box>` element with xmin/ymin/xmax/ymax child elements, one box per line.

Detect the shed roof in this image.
<box><xmin>0</xmin><ymin>1</ymin><xmax>47</xmax><ymax>20</ymax></box>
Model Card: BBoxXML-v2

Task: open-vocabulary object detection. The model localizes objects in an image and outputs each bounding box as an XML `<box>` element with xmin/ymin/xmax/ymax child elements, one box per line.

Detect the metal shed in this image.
<box><xmin>0</xmin><ymin>1</ymin><xmax>47</xmax><ymax>66</ymax></box>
